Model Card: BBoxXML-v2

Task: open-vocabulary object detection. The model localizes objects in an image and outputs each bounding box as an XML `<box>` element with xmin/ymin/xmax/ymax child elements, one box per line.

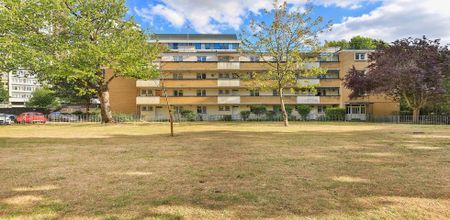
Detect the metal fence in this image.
<box><xmin>3</xmin><ymin>113</ymin><xmax>450</xmax><ymax>125</ymax></box>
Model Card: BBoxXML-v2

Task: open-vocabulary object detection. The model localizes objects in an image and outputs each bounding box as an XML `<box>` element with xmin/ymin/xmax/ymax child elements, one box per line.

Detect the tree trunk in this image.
<box><xmin>98</xmin><ymin>85</ymin><xmax>114</xmax><ymax>123</ymax></box>
<box><xmin>412</xmin><ymin>108</ymin><xmax>420</xmax><ymax>123</ymax></box>
<box><xmin>279</xmin><ymin>88</ymin><xmax>289</xmax><ymax>127</ymax></box>
<box><xmin>85</xmin><ymin>97</ymin><xmax>90</xmax><ymax>114</ymax></box>
<box><xmin>161</xmin><ymin>78</ymin><xmax>174</xmax><ymax>136</ymax></box>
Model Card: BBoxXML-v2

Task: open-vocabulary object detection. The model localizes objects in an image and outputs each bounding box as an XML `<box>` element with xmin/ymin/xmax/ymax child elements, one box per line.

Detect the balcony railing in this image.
<box><xmin>217</xmin><ymin>62</ymin><xmax>240</xmax><ymax>69</ymax></box>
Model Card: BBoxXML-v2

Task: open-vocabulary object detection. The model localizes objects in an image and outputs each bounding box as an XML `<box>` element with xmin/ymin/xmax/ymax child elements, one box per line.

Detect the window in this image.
<box><xmin>173</xmin><ymin>56</ymin><xmax>183</xmax><ymax>62</ymax></box>
<box><xmin>218</xmin><ymin>56</ymin><xmax>230</xmax><ymax>62</ymax></box>
<box><xmin>219</xmin><ymin>106</ymin><xmax>231</xmax><ymax>111</ymax></box>
<box><xmin>250</xmin><ymin>56</ymin><xmax>259</xmax><ymax>62</ymax></box>
<box><xmin>194</xmin><ymin>43</ymin><xmax>202</xmax><ymax>49</ymax></box>
<box><xmin>196</xmin><ymin>73</ymin><xmax>206</xmax><ymax>79</ymax></box>
<box><xmin>173</xmin><ymin>90</ymin><xmax>183</xmax><ymax>97</ymax></box>
<box><xmin>318</xmin><ymin>106</ymin><xmax>327</xmax><ymax>114</ymax></box>
<box><xmin>218</xmin><ymin>73</ymin><xmax>230</xmax><ymax>79</ymax></box>
<box><xmin>142</xmin><ymin>106</ymin><xmax>153</xmax><ymax>111</ymax></box>
<box><xmin>317</xmin><ymin>89</ymin><xmax>327</xmax><ymax>96</ymax></box>
<box><xmin>174</xmin><ymin>106</ymin><xmax>183</xmax><ymax>113</ymax></box>
<box><xmin>173</xmin><ymin>73</ymin><xmax>183</xmax><ymax>80</ymax></box>
<box><xmin>219</xmin><ymin>89</ymin><xmax>230</xmax><ymax>95</ymax></box>
<box><xmin>355</xmin><ymin>53</ymin><xmax>367</xmax><ymax>61</ymax></box>
<box><xmin>273</xmin><ymin>90</ymin><xmax>279</xmax><ymax>96</ymax></box>
<box><xmin>197</xmin><ymin>106</ymin><xmax>207</xmax><ymax>114</ymax></box>
<box><xmin>197</xmin><ymin>56</ymin><xmax>207</xmax><ymax>62</ymax></box>
<box><xmin>250</xmin><ymin>90</ymin><xmax>260</xmax><ymax>96</ymax></box>
<box><xmin>196</xmin><ymin>89</ymin><xmax>206</xmax><ymax>96</ymax></box>
<box><xmin>141</xmin><ymin>89</ymin><xmax>153</xmax><ymax>96</ymax></box>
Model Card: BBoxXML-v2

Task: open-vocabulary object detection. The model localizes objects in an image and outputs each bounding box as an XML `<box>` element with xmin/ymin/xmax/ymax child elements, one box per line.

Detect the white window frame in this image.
<box><xmin>354</xmin><ymin>53</ymin><xmax>367</xmax><ymax>61</ymax></box>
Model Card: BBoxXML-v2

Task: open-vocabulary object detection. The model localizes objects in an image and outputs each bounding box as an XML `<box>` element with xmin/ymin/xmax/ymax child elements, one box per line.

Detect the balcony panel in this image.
<box><xmin>320</xmin><ymin>96</ymin><xmax>341</xmax><ymax>104</ymax></box>
<box><xmin>297</xmin><ymin>96</ymin><xmax>320</xmax><ymax>104</ymax></box>
<box><xmin>241</xmin><ymin>96</ymin><xmax>296</xmax><ymax>105</ymax></box>
<box><xmin>136</xmin><ymin>96</ymin><xmax>160</xmax><ymax>105</ymax></box>
<box><xmin>297</xmin><ymin>79</ymin><xmax>320</xmax><ymax>86</ymax></box>
<box><xmin>320</xmin><ymin>79</ymin><xmax>341</xmax><ymax>87</ymax></box>
<box><xmin>137</xmin><ymin>80</ymin><xmax>160</xmax><ymax>87</ymax></box>
<box><xmin>218</xmin><ymin>96</ymin><xmax>240</xmax><ymax>104</ymax></box>
<box><xmin>217</xmin><ymin>79</ymin><xmax>240</xmax><ymax>87</ymax></box>
<box><xmin>164</xmin><ymin>96</ymin><xmax>217</xmax><ymax>105</ymax></box>
<box><xmin>217</xmin><ymin>62</ymin><xmax>240</xmax><ymax>69</ymax></box>
<box><xmin>164</xmin><ymin>80</ymin><xmax>217</xmax><ymax>87</ymax></box>
<box><xmin>161</xmin><ymin>62</ymin><xmax>218</xmax><ymax>70</ymax></box>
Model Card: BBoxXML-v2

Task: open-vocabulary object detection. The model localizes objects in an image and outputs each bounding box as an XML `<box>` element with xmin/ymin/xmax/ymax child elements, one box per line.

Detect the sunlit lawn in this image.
<box><xmin>0</xmin><ymin>122</ymin><xmax>449</xmax><ymax>219</ymax></box>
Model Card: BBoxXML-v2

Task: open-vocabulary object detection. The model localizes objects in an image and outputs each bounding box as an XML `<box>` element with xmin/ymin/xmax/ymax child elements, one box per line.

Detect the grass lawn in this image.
<box><xmin>0</xmin><ymin>122</ymin><xmax>449</xmax><ymax>219</ymax></box>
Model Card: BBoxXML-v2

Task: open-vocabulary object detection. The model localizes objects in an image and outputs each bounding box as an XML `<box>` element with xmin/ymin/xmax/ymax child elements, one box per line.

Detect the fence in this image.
<box><xmin>3</xmin><ymin>113</ymin><xmax>450</xmax><ymax>125</ymax></box>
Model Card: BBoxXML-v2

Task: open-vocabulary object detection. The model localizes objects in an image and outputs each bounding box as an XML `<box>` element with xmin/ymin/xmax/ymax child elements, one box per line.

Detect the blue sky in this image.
<box><xmin>126</xmin><ymin>0</ymin><xmax>450</xmax><ymax>43</ymax></box>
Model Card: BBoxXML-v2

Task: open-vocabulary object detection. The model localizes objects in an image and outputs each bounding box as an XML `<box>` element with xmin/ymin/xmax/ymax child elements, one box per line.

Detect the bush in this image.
<box><xmin>240</xmin><ymin>111</ymin><xmax>251</xmax><ymax>121</ymax></box>
<box><xmin>296</xmin><ymin>105</ymin><xmax>311</xmax><ymax>120</ymax></box>
<box><xmin>285</xmin><ymin>105</ymin><xmax>294</xmax><ymax>115</ymax></box>
<box><xmin>180</xmin><ymin>110</ymin><xmax>196</xmax><ymax>121</ymax></box>
<box><xmin>250</xmin><ymin>105</ymin><xmax>267</xmax><ymax>115</ymax></box>
<box><xmin>222</xmin><ymin>115</ymin><xmax>232</xmax><ymax>121</ymax></box>
<box><xmin>112</xmin><ymin>113</ymin><xmax>138</xmax><ymax>122</ymax></box>
<box><xmin>325</xmin><ymin>107</ymin><xmax>346</xmax><ymax>120</ymax></box>
<box><xmin>265</xmin><ymin>110</ymin><xmax>280</xmax><ymax>121</ymax></box>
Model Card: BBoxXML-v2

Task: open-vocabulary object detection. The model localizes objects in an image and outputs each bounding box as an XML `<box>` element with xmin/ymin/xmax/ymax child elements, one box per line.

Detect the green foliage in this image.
<box><xmin>25</xmin><ymin>87</ymin><xmax>61</xmax><ymax>109</ymax></box>
<box><xmin>285</xmin><ymin>105</ymin><xmax>293</xmax><ymax>115</ymax></box>
<box><xmin>250</xmin><ymin>105</ymin><xmax>267</xmax><ymax>115</ymax></box>
<box><xmin>325</xmin><ymin>108</ymin><xmax>346</xmax><ymax>120</ymax></box>
<box><xmin>180</xmin><ymin>110</ymin><xmax>196</xmax><ymax>121</ymax></box>
<box><xmin>240</xmin><ymin>0</ymin><xmax>330</xmax><ymax>125</ymax></box>
<box><xmin>240</xmin><ymin>111</ymin><xmax>251</xmax><ymax>121</ymax></box>
<box><xmin>0</xmin><ymin>82</ymin><xmax>8</xmax><ymax>103</ymax></box>
<box><xmin>112</xmin><ymin>113</ymin><xmax>138</xmax><ymax>122</ymax></box>
<box><xmin>296</xmin><ymin>105</ymin><xmax>311</xmax><ymax>120</ymax></box>
<box><xmin>222</xmin><ymin>115</ymin><xmax>232</xmax><ymax>121</ymax></box>
<box><xmin>326</xmin><ymin>36</ymin><xmax>388</xmax><ymax>49</ymax></box>
<box><xmin>0</xmin><ymin>0</ymin><xmax>162</xmax><ymax>122</ymax></box>
<box><xmin>265</xmin><ymin>111</ymin><xmax>279</xmax><ymax>121</ymax></box>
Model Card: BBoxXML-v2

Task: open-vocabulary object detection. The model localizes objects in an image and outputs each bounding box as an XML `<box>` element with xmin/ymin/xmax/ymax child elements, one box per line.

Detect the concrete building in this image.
<box><xmin>108</xmin><ymin>34</ymin><xmax>399</xmax><ymax>120</ymax></box>
<box><xmin>7</xmin><ymin>70</ymin><xmax>40</xmax><ymax>107</ymax></box>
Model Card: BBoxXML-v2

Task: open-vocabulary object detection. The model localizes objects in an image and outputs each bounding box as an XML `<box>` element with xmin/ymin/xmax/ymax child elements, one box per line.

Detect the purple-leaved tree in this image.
<box><xmin>344</xmin><ymin>37</ymin><xmax>449</xmax><ymax>121</ymax></box>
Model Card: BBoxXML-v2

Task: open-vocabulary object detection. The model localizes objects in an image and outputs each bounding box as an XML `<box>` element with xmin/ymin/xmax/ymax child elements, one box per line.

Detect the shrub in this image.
<box><xmin>285</xmin><ymin>105</ymin><xmax>294</xmax><ymax>115</ymax></box>
<box><xmin>265</xmin><ymin>110</ymin><xmax>280</xmax><ymax>121</ymax></box>
<box><xmin>112</xmin><ymin>113</ymin><xmax>138</xmax><ymax>122</ymax></box>
<box><xmin>296</xmin><ymin>105</ymin><xmax>311</xmax><ymax>120</ymax></box>
<box><xmin>222</xmin><ymin>115</ymin><xmax>232</xmax><ymax>121</ymax></box>
<box><xmin>180</xmin><ymin>110</ymin><xmax>196</xmax><ymax>121</ymax></box>
<box><xmin>250</xmin><ymin>105</ymin><xmax>267</xmax><ymax>115</ymax></box>
<box><xmin>240</xmin><ymin>111</ymin><xmax>251</xmax><ymax>121</ymax></box>
<box><xmin>325</xmin><ymin>107</ymin><xmax>346</xmax><ymax>120</ymax></box>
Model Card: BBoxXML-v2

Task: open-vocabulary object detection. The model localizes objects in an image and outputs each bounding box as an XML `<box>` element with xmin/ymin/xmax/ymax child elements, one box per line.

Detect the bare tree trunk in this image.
<box><xmin>161</xmin><ymin>77</ymin><xmax>174</xmax><ymax>136</ymax></box>
<box><xmin>412</xmin><ymin>108</ymin><xmax>420</xmax><ymax>123</ymax></box>
<box><xmin>279</xmin><ymin>88</ymin><xmax>289</xmax><ymax>127</ymax></box>
<box><xmin>98</xmin><ymin>85</ymin><xmax>114</xmax><ymax>123</ymax></box>
<box><xmin>85</xmin><ymin>97</ymin><xmax>90</xmax><ymax>114</ymax></box>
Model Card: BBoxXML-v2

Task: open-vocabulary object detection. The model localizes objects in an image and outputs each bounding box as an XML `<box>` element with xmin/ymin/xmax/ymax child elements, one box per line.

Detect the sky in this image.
<box><xmin>126</xmin><ymin>0</ymin><xmax>450</xmax><ymax>44</ymax></box>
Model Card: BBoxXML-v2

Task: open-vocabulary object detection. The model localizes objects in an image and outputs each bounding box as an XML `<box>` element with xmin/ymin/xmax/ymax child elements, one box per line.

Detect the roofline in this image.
<box><xmin>337</xmin><ymin>49</ymin><xmax>375</xmax><ymax>53</ymax></box>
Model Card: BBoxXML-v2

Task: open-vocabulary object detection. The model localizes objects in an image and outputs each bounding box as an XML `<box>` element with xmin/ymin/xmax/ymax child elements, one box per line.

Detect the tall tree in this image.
<box><xmin>344</xmin><ymin>37</ymin><xmax>449</xmax><ymax>120</ymax></box>
<box><xmin>0</xmin><ymin>82</ymin><xmax>8</xmax><ymax>103</ymax></box>
<box><xmin>325</xmin><ymin>36</ymin><xmax>387</xmax><ymax>49</ymax></box>
<box><xmin>0</xmin><ymin>0</ymin><xmax>161</xmax><ymax>123</ymax></box>
<box><xmin>241</xmin><ymin>0</ymin><xmax>330</xmax><ymax>126</ymax></box>
<box><xmin>26</xmin><ymin>87</ymin><xmax>61</xmax><ymax>109</ymax></box>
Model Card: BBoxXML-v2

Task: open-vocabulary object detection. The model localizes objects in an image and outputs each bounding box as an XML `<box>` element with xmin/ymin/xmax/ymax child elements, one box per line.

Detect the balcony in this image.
<box><xmin>241</xmin><ymin>96</ymin><xmax>297</xmax><ymax>105</ymax></box>
<box><xmin>218</xmin><ymin>96</ymin><xmax>240</xmax><ymax>104</ymax></box>
<box><xmin>136</xmin><ymin>80</ymin><xmax>160</xmax><ymax>87</ymax></box>
<box><xmin>320</xmin><ymin>96</ymin><xmax>341</xmax><ymax>104</ymax></box>
<box><xmin>297</xmin><ymin>96</ymin><xmax>320</xmax><ymax>104</ymax></box>
<box><xmin>165</xmin><ymin>96</ymin><xmax>217</xmax><ymax>105</ymax></box>
<box><xmin>136</xmin><ymin>96</ymin><xmax>160</xmax><ymax>105</ymax></box>
<box><xmin>297</xmin><ymin>79</ymin><xmax>320</xmax><ymax>86</ymax></box>
<box><xmin>217</xmin><ymin>62</ymin><xmax>240</xmax><ymax>69</ymax></box>
<box><xmin>164</xmin><ymin>80</ymin><xmax>217</xmax><ymax>88</ymax></box>
<box><xmin>217</xmin><ymin>79</ymin><xmax>240</xmax><ymax>87</ymax></box>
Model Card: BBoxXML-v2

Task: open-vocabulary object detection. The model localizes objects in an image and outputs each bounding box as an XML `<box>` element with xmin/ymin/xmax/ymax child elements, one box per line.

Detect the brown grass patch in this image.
<box><xmin>2</xmin><ymin>195</ymin><xmax>44</xmax><ymax>205</ymax></box>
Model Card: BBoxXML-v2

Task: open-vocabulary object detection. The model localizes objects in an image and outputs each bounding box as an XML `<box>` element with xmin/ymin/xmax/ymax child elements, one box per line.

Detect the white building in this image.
<box><xmin>7</xmin><ymin>70</ymin><xmax>40</xmax><ymax>107</ymax></box>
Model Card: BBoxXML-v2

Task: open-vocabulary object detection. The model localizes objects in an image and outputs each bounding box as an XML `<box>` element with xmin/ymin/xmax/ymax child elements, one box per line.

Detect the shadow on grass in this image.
<box><xmin>0</xmin><ymin>128</ymin><xmax>449</xmax><ymax>219</ymax></box>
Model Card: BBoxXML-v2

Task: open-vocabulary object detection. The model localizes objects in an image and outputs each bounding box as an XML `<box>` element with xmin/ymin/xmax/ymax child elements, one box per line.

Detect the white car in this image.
<box><xmin>0</xmin><ymin>113</ymin><xmax>12</xmax><ymax>125</ymax></box>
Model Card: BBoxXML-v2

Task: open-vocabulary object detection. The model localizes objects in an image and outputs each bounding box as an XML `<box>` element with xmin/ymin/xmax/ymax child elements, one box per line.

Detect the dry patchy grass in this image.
<box><xmin>0</xmin><ymin>122</ymin><xmax>449</xmax><ymax>219</ymax></box>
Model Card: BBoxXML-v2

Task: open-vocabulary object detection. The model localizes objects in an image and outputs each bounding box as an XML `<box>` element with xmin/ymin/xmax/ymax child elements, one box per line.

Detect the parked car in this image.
<box><xmin>15</xmin><ymin>112</ymin><xmax>47</xmax><ymax>124</ymax></box>
<box><xmin>0</xmin><ymin>113</ymin><xmax>12</xmax><ymax>125</ymax></box>
<box><xmin>48</xmin><ymin>112</ymin><xmax>79</xmax><ymax>122</ymax></box>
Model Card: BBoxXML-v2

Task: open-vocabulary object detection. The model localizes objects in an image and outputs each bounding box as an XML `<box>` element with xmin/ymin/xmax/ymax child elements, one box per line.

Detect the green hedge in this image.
<box><xmin>325</xmin><ymin>107</ymin><xmax>346</xmax><ymax>120</ymax></box>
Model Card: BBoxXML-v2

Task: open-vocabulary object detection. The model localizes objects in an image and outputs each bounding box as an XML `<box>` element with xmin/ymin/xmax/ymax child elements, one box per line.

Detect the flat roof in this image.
<box><xmin>152</xmin><ymin>34</ymin><xmax>240</xmax><ymax>43</ymax></box>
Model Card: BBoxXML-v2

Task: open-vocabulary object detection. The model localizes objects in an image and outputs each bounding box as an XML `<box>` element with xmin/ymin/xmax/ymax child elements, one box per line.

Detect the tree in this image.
<box><xmin>344</xmin><ymin>37</ymin><xmax>449</xmax><ymax>121</ymax></box>
<box><xmin>241</xmin><ymin>0</ymin><xmax>330</xmax><ymax>126</ymax></box>
<box><xmin>325</xmin><ymin>36</ymin><xmax>387</xmax><ymax>49</ymax></box>
<box><xmin>26</xmin><ymin>87</ymin><xmax>61</xmax><ymax>109</ymax></box>
<box><xmin>0</xmin><ymin>82</ymin><xmax>8</xmax><ymax>103</ymax></box>
<box><xmin>0</xmin><ymin>0</ymin><xmax>161</xmax><ymax>123</ymax></box>
<box><xmin>296</xmin><ymin>105</ymin><xmax>311</xmax><ymax>120</ymax></box>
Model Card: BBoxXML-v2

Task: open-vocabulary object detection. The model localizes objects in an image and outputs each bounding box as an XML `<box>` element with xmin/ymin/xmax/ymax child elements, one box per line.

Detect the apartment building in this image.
<box><xmin>7</xmin><ymin>70</ymin><xmax>40</xmax><ymax>107</ymax></box>
<box><xmin>108</xmin><ymin>34</ymin><xmax>399</xmax><ymax>120</ymax></box>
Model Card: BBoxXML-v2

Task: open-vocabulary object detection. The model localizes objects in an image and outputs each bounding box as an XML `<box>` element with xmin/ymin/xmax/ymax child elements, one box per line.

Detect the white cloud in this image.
<box><xmin>133</xmin><ymin>0</ymin><xmax>375</xmax><ymax>33</ymax></box>
<box><xmin>327</xmin><ymin>0</ymin><xmax>450</xmax><ymax>44</ymax></box>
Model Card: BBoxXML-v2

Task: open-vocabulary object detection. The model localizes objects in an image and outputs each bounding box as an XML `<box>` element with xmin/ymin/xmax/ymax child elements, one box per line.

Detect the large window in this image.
<box><xmin>173</xmin><ymin>90</ymin><xmax>183</xmax><ymax>97</ymax></box>
<box><xmin>197</xmin><ymin>106</ymin><xmax>207</xmax><ymax>114</ymax></box>
<box><xmin>173</xmin><ymin>73</ymin><xmax>183</xmax><ymax>80</ymax></box>
<box><xmin>219</xmin><ymin>89</ymin><xmax>230</xmax><ymax>95</ymax></box>
<box><xmin>218</xmin><ymin>73</ymin><xmax>230</xmax><ymax>79</ymax></box>
<box><xmin>250</xmin><ymin>89</ymin><xmax>260</xmax><ymax>96</ymax></box>
<box><xmin>196</xmin><ymin>73</ymin><xmax>207</xmax><ymax>79</ymax></box>
<box><xmin>196</xmin><ymin>89</ymin><xmax>206</xmax><ymax>96</ymax></box>
<box><xmin>140</xmin><ymin>89</ymin><xmax>153</xmax><ymax>97</ymax></box>
<box><xmin>219</xmin><ymin>106</ymin><xmax>231</xmax><ymax>111</ymax></box>
<box><xmin>197</xmin><ymin>56</ymin><xmax>207</xmax><ymax>62</ymax></box>
<box><xmin>355</xmin><ymin>53</ymin><xmax>367</xmax><ymax>61</ymax></box>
